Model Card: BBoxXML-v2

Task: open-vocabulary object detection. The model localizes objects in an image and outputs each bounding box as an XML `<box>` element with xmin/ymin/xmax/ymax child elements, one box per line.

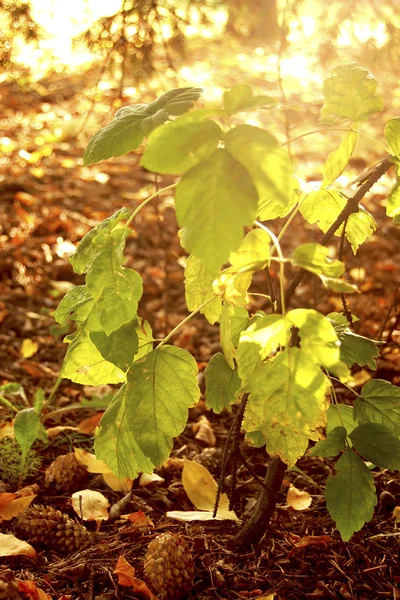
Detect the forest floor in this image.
<box><xmin>0</xmin><ymin>45</ymin><xmax>400</xmax><ymax>600</ymax></box>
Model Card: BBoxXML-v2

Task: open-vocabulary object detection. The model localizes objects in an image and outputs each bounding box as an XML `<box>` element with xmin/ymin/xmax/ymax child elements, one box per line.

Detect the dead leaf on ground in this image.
<box><xmin>0</xmin><ymin>493</ymin><xmax>36</xmax><ymax>521</ymax></box>
<box><xmin>45</xmin><ymin>425</ymin><xmax>79</xmax><ymax>437</ymax></box>
<box><xmin>0</xmin><ymin>421</ymin><xmax>14</xmax><ymax>439</ymax></box>
<box><xmin>167</xmin><ymin>459</ymin><xmax>238</xmax><ymax>522</ymax></box>
<box><xmin>393</xmin><ymin>506</ymin><xmax>400</xmax><ymax>522</ymax></box>
<box><xmin>71</xmin><ymin>489</ymin><xmax>109</xmax><ymax>528</ymax></box>
<box><xmin>139</xmin><ymin>473</ymin><xmax>164</xmax><ymax>487</ymax></box>
<box><xmin>287</xmin><ymin>485</ymin><xmax>312</xmax><ymax>510</ymax></box>
<box><xmin>0</xmin><ymin>533</ymin><xmax>36</xmax><ymax>558</ymax></box>
<box><xmin>122</xmin><ymin>511</ymin><xmax>154</xmax><ymax>531</ymax></box>
<box><xmin>289</xmin><ymin>534</ymin><xmax>335</xmax><ymax>553</ymax></box>
<box><xmin>20</xmin><ymin>339</ymin><xmax>39</xmax><ymax>358</ymax></box>
<box><xmin>113</xmin><ymin>556</ymin><xmax>159</xmax><ymax>599</ymax></box>
<box><xmin>103</xmin><ymin>471</ymin><xmax>133</xmax><ymax>492</ymax></box>
<box><xmin>77</xmin><ymin>412</ymin><xmax>104</xmax><ymax>434</ymax></box>
<box><xmin>74</xmin><ymin>448</ymin><xmax>111</xmax><ymax>473</ymax></box>
<box><xmin>192</xmin><ymin>415</ymin><xmax>216</xmax><ymax>446</ymax></box>
<box><xmin>17</xmin><ymin>580</ymin><xmax>51</xmax><ymax>600</ymax></box>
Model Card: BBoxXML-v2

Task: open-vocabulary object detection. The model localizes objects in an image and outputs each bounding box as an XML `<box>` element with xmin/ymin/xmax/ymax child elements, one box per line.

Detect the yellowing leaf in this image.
<box><xmin>21</xmin><ymin>339</ymin><xmax>39</xmax><ymax>358</ymax></box>
<box><xmin>45</xmin><ymin>425</ymin><xmax>79</xmax><ymax>437</ymax></box>
<box><xmin>0</xmin><ymin>420</ymin><xmax>14</xmax><ymax>439</ymax></box>
<box><xmin>139</xmin><ymin>473</ymin><xmax>164</xmax><ymax>487</ymax></box>
<box><xmin>103</xmin><ymin>472</ymin><xmax>133</xmax><ymax>492</ymax></box>
<box><xmin>0</xmin><ymin>493</ymin><xmax>36</xmax><ymax>521</ymax></box>
<box><xmin>181</xmin><ymin>459</ymin><xmax>238</xmax><ymax>520</ymax></box>
<box><xmin>287</xmin><ymin>485</ymin><xmax>312</xmax><ymax>510</ymax></box>
<box><xmin>0</xmin><ymin>533</ymin><xmax>36</xmax><ymax>557</ymax></box>
<box><xmin>71</xmin><ymin>489</ymin><xmax>109</xmax><ymax>527</ymax></box>
<box><xmin>74</xmin><ymin>448</ymin><xmax>111</xmax><ymax>473</ymax></box>
<box><xmin>393</xmin><ymin>506</ymin><xmax>400</xmax><ymax>523</ymax></box>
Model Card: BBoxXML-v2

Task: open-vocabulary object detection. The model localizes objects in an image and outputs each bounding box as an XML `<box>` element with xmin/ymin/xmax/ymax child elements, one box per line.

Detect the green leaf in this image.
<box><xmin>310</xmin><ymin>426</ymin><xmax>347</xmax><ymax>457</ymax></box>
<box><xmin>322</xmin><ymin>130</ymin><xmax>359</xmax><ymax>186</ymax></box>
<box><xmin>90</xmin><ymin>320</ymin><xmax>139</xmax><ymax>372</ymax></box>
<box><xmin>224</xmin><ymin>125</ymin><xmax>294</xmax><ymax>219</ymax></box>
<box><xmin>320</xmin><ymin>276</ymin><xmax>357</xmax><ymax>293</ymax></box>
<box><xmin>292</xmin><ymin>243</ymin><xmax>344</xmax><ymax>278</ymax></box>
<box><xmin>299</xmin><ymin>188</ymin><xmax>346</xmax><ymax>231</ymax></box>
<box><xmin>213</xmin><ymin>269</ymin><xmax>251</xmax><ymax>307</ymax></box>
<box><xmin>354</xmin><ymin>379</ymin><xmax>400</xmax><ymax>436</ymax></box>
<box><xmin>387</xmin><ymin>181</ymin><xmax>400</xmax><ymax>224</ymax></box>
<box><xmin>84</xmin><ymin>87</ymin><xmax>203</xmax><ymax>166</ymax></box>
<box><xmin>95</xmin><ymin>346</ymin><xmax>199</xmax><ymax>477</ymax></box>
<box><xmin>349</xmin><ymin>423</ymin><xmax>400</xmax><ymax>469</ymax></box>
<box><xmin>219</xmin><ymin>303</ymin><xmax>236</xmax><ymax>369</ymax></box>
<box><xmin>14</xmin><ymin>408</ymin><xmax>40</xmax><ymax>459</ymax></box>
<box><xmin>229</xmin><ymin>229</ymin><xmax>271</xmax><ymax>269</ymax></box>
<box><xmin>327</xmin><ymin>404</ymin><xmax>357</xmax><ymax>441</ymax></box>
<box><xmin>338</xmin><ymin>330</ymin><xmax>379</xmax><ymax>369</ymax></box>
<box><xmin>385</xmin><ymin>117</ymin><xmax>400</xmax><ymax>157</ymax></box>
<box><xmin>230</xmin><ymin>307</ymin><xmax>249</xmax><ymax>346</ymax></box>
<box><xmin>175</xmin><ymin>148</ymin><xmax>258</xmax><ymax>270</ymax></box>
<box><xmin>70</xmin><ymin>207</ymin><xmax>131</xmax><ymax>274</ymax></box>
<box><xmin>237</xmin><ymin>313</ymin><xmax>287</xmax><ymax>388</ymax></box>
<box><xmin>321</xmin><ymin>63</ymin><xmax>383</xmax><ymax>123</ymax></box>
<box><xmin>325</xmin><ymin>448</ymin><xmax>377</xmax><ymax>541</ymax></box>
<box><xmin>141</xmin><ymin>119</ymin><xmax>221</xmax><ymax>175</ymax></box>
<box><xmin>135</xmin><ymin>319</ymin><xmax>154</xmax><ymax>360</ymax></box>
<box><xmin>53</xmin><ymin>285</ymin><xmax>93</xmax><ymax>325</ymax></box>
<box><xmin>184</xmin><ymin>255</ymin><xmax>222</xmax><ymax>325</ymax></box>
<box><xmin>61</xmin><ymin>327</ymin><xmax>126</xmax><ymax>385</ymax></box>
<box><xmin>222</xmin><ymin>84</ymin><xmax>276</xmax><ymax>114</ymax></box>
<box><xmin>204</xmin><ymin>353</ymin><xmax>241</xmax><ymax>413</ymax></box>
<box><xmin>346</xmin><ymin>207</ymin><xmax>377</xmax><ymax>254</ymax></box>
<box><xmin>244</xmin><ymin>347</ymin><xmax>327</xmax><ymax>466</ymax></box>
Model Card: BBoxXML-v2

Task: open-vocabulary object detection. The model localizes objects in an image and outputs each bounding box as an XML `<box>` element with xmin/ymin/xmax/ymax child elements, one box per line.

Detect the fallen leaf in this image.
<box><xmin>292</xmin><ymin>535</ymin><xmax>334</xmax><ymax>549</ymax></box>
<box><xmin>77</xmin><ymin>412</ymin><xmax>104</xmax><ymax>434</ymax></box>
<box><xmin>45</xmin><ymin>425</ymin><xmax>79</xmax><ymax>437</ymax></box>
<box><xmin>124</xmin><ymin>511</ymin><xmax>154</xmax><ymax>530</ymax></box>
<box><xmin>181</xmin><ymin>459</ymin><xmax>238</xmax><ymax>521</ymax></box>
<box><xmin>192</xmin><ymin>415</ymin><xmax>216</xmax><ymax>446</ymax></box>
<box><xmin>0</xmin><ymin>420</ymin><xmax>14</xmax><ymax>439</ymax></box>
<box><xmin>113</xmin><ymin>556</ymin><xmax>159</xmax><ymax>599</ymax></box>
<box><xmin>17</xmin><ymin>580</ymin><xmax>51</xmax><ymax>600</ymax></box>
<box><xmin>139</xmin><ymin>473</ymin><xmax>164</xmax><ymax>487</ymax></box>
<box><xmin>166</xmin><ymin>510</ymin><xmax>231</xmax><ymax>522</ymax></box>
<box><xmin>287</xmin><ymin>485</ymin><xmax>312</xmax><ymax>510</ymax></box>
<box><xmin>74</xmin><ymin>448</ymin><xmax>111</xmax><ymax>473</ymax></box>
<box><xmin>103</xmin><ymin>472</ymin><xmax>133</xmax><ymax>492</ymax></box>
<box><xmin>393</xmin><ymin>506</ymin><xmax>400</xmax><ymax>523</ymax></box>
<box><xmin>15</xmin><ymin>484</ymin><xmax>39</xmax><ymax>498</ymax></box>
<box><xmin>71</xmin><ymin>489</ymin><xmax>109</xmax><ymax>528</ymax></box>
<box><xmin>21</xmin><ymin>339</ymin><xmax>39</xmax><ymax>359</ymax></box>
<box><xmin>0</xmin><ymin>493</ymin><xmax>35</xmax><ymax>521</ymax></box>
<box><xmin>18</xmin><ymin>360</ymin><xmax>57</xmax><ymax>378</ymax></box>
<box><xmin>0</xmin><ymin>533</ymin><xmax>36</xmax><ymax>557</ymax></box>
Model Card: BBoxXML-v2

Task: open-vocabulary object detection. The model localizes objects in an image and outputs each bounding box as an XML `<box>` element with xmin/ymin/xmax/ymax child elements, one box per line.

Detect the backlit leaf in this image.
<box><xmin>95</xmin><ymin>346</ymin><xmax>199</xmax><ymax>478</ymax></box>
<box><xmin>176</xmin><ymin>149</ymin><xmax>258</xmax><ymax>270</ymax></box>
<box><xmin>292</xmin><ymin>243</ymin><xmax>344</xmax><ymax>278</ymax></box>
<box><xmin>219</xmin><ymin>303</ymin><xmax>236</xmax><ymax>368</ymax></box>
<box><xmin>204</xmin><ymin>353</ymin><xmax>241</xmax><ymax>413</ymax></box>
<box><xmin>385</xmin><ymin>117</ymin><xmax>400</xmax><ymax>157</ymax></box>
<box><xmin>325</xmin><ymin>448</ymin><xmax>377</xmax><ymax>541</ymax></box>
<box><xmin>322</xmin><ymin>130</ymin><xmax>359</xmax><ymax>186</ymax></box>
<box><xmin>184</xmin><ymin>254</ymin><xmax>222</xmax><ymax>324</ymax></box>
<box><xmin>224</xmin><ymin>125</ymin><xmax>293</xmax><ymax>219</ymax></box>
<box><xmin>387</xmin><ymin>181</ymin><xmax>400</xmax><ymax>224</ymax></box>
<box><xmin>90</xmin><ymin>320</ymin><xmax>139</xmax><ymax>371</ymax></box>
<box><xmin>346</xmin><ymin>207</ymin><xmax>377</xmax><ymax>254</ymax></box>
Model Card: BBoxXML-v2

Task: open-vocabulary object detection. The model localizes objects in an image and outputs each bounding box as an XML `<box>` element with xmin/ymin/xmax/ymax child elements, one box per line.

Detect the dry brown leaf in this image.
<box><xmin>17</xmin><ymin>580</ymin><xmax>51</xmax><ymax>600</ymax></box>
<box><xmin>113</xmin><ymin>556</ymin><xmax>159</xmax><ymax>599</ymax></box>
<box><xmin>192</xmin><ymin>415</ymin><xmax>216</xmax><ymax>446</ymax></box>
<box><xmin>15</xmin><ymin>484</ymin><xmax>40</xmax><ymax>498</ymax></box>
<box><xmin>124</xmin><ymin>511</ymin><xmax>154</xmax><ymax>530</ymax></box>
<box><xmin>393</xmin><ymin>506</ymin><xmax>400</xmax><ymax>522</ymax></box>
<box><xmin>139</xmin><ymin>473</ymin><xmax>164</xmax><ymax>487</ymax></box>
<box><xmin>287</xmin><ymin>485</ymin><xmax>312</xmax><ymax>510</ymax></box>
<box><xmin>77</xmin><ymin>412</ymin><xmax>104</xmax><ymax>434</ymax></box>
<box><xmin>0</xmin><ymin>493</ymin><xmax>35</xmax><ymax>521</ymax></box>
<box><xmin>0</xmin><ymin>533</ymin><xmax>36</xmax><ymax>558</ymax></box>
<box><xmin>45</xmin><ymin>425</ymin><xmax>79</xmax><ymax>438</ymax></box>
<box><xmin>0</xmin><ymin>420</ymin><xmax>14</xmax><ymax>439</ymax></box>
<box><xmin>71</xmin><ymin>489</ymin><xmax>109</xmax><ymax>528</ymax></box>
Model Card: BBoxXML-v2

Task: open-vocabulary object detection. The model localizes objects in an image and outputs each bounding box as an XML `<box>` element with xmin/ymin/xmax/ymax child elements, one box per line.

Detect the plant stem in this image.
<box><xmin>125</xmin><ymin>183</ymin><xmax>178</xmax><ymax>227</ymax></box>
<box><xmin>0</xmin><ymin>395</ymin><xmax>19</xmax><ymax>413</ymax></box>
<box><xmin>282</xmin><ymin>127</ymin><xmax>389</xmax><ymax>154</ymax></box>
<box><xmin>157</xmin><ymin>296</ymin><xmax>217</xmax><ymax>347</ymax></box>
<box><xmin>255</xmin><ymin>221</ymin><xmax>286</xmax><ymax>315</ymax></box>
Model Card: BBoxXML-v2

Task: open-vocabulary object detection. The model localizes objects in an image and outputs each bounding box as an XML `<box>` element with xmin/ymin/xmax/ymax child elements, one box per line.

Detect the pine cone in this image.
<box><xmin>44</xmin><ymin>453</ymin><xmax>88</xmax><ymax>493</ymax></box>
<box><xmin>15</xmin><ymin>505</ymin><xmax>91</xmax><ymax>554</ymax></box>
<box><xmin>144</xmin><ymin>533</ymin><xmax>195</xmax><ymax>599</ymax></box>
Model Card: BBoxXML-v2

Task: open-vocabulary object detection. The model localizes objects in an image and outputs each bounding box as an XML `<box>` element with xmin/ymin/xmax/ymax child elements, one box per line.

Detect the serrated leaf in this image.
<box><xmin>325</xmin><ymin>448</ymin><xmax>377</xmax><ymax>541</ymax></box>
<box><xmin>229</xmin><ymin>229</ymin><xmax>271</xmax><ymax>269</ymax></box>
<box><xmin>292</xmin><ymin>243</ymin><xmax>344</xmax><ymax>278</ymax></box>
<box><xmin>320</xmin><ymin>276</ymin><xmax>357</xmax><ymax>293</ymax></box>
<box><xmin>14</xmin><ymin>409</ymin><xmax>39</xmax><ymax>458</ymax></box>
<box><xmin>212</xmin><ymin>269</ymin><xmax>251</xmax><ymax>307</ymax></box>
<box><xmin>385</xmin><ymin>117</ymin><xmax>400</xmax><ymax>157</ymax></box>
<box><xmin>90</xmin><ymin>320</ymin><xmax>138</xmax><ymax>372</ymax></box>
<box><xmin>176</xmin><ymin>148</ymin><xmax>258</xmax><ymax>270</ymax></box>
<box><xmin>354</xmin><ymin>379</ymin><xmax>400</xmax><ymax>436</ymax></box>
<box><xmin>224</xmin><ymin>125</ymin><xmax>294</xmax><ymax>219</ymax></box>
<box><xmin>70</xmin><ymin>207</ymin><xmax>131</xmax><ymax>274</ymax></box>
<box><xmin>387</xmin><ymin>181</ymin><xmax>400</xmax><ymax>224</ymax></box>
<box><xmin>204</xmin><ymin>353</ymin><xmax>241</xmax><ymax>413</ymax></box>
<box><xmin>300</xmin><ymin>188</ymin><xmax>346</xmax><ymax>230</ymax></box>
<box><xmin>244</xmin><ymin>347</ymin><xmax>327</xmax><ymax>466</ymax></box>
<box><xmin>95</xmin><ymin>346</ymin><xmax>199</xmax><ymax>478</ymax></box>
<box><xmin>338</xmin><ymin>330</ymin><xmax>379</xmax><ymax>369</ymax></box>
<box><xmin>184</xmin><ymin>255</ymin><xmax>222</xmax><ymax>324</ymax></box>
<box><xmin>321</xmin><ymin>63</ymin><xmax>383</xmax><ymax>123</ymax></box>
<box><xmin>310</xmin><ymin>426</ymin><xmax>347</xmax><ymax>457</ymax></box>
<box><xmin>327</xmin><ymin>404</ymin><xmax>357</xmax><ymax>441</ymax></box>
<box><xmin>141</xmin><ymin>119</ymin><xmax>221</xmax><ymax>175</ymax></box>
<box><xmin>53</xmin><ymin>285</ymin><xmax>93</xmax><ymax>325</ymax></box>
<box><xmin>219</xmin><ymin>303</ymin><xmax>236</xmax><ymax>368</ymax></box>
<box><xmin>322</xmin><ymin>130</ymin><xmax>359</xmax><ymax>186</ymax></box>
<box><xmin>346</xmin><ymin>207</ymin><xmax>377</xmax><ymax>254</ymax></box>
<box><xmin>230</xmin><ymin>307</ymin><xmax>249</xmax><ymax>346</ymax></box>
<box><xmin>135</xmin><ymin>319</ymin><xmax>154</xmax><ymax>360</ymax></box>
<box><xmin>349</xmin><ymin>423</ymin><xmax>400</xmax><ymax>469</ymax></box>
